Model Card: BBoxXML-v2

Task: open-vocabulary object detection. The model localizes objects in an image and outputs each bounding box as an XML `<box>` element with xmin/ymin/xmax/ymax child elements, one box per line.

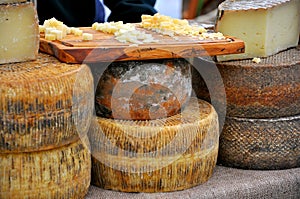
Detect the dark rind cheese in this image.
<box><xmin>95</xmin><ymin>58</ymin><xmax>192</xmax><ymax>120</ymax></box>
<box><xmin>0</xmin><ymin>138</ymin><xmax>91</xmax><ymax>199</ymax></box>
<box><xmin>192</xmin><ymin>47</ymin><xmax>300</xmax><ymax>118</ymax></box>
<box><xmin>0</xmin><ymin>53</ymin><xmax>94</xmax><ymax>152</ymax></box>
<box><xmin>89</xmin><ymin>98</ymin><xmax>219</xmax><ymax>156</ymax></box>
<box><xmin>218</xmin><ymin>115</ymin><xmax>300</xmax><ymax>170</ymax></box>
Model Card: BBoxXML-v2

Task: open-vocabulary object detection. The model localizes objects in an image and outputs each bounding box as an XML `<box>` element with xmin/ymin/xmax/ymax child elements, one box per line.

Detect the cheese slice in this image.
<box><xmin>0</xmin><ymin>139</ymin><xmax>91</xmax><ymax>199</ymax></box>
<box><xmin>0</xmin><ymin>2</ymin><xmax>39</xmax><ymax>64</ymax></box>
<box><xmin>215</xmin><ymin>0</ymin><xmax>300</xmax><ymax>61</ymax></box>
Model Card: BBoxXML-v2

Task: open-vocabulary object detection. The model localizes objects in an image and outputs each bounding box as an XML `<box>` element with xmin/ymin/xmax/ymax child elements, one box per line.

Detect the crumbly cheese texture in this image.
<box><xmin>0</xmin><ymin>2</ymin><xmax>39</xmax><ymax>64</ymax></box>
<box><xmin>216</xmin><ymin>0</ymin><xmax>300</xmax><ymax>61</ymax></box>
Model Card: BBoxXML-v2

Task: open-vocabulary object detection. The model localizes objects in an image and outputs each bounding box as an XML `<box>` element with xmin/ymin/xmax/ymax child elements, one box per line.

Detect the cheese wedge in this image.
<box><xmin>0</xmin><ymin>2</ymin><xmax>39</xmax><ymax>64</ymax></box>
<box><xmin>215</xmin><ymin>0</ymin><xmax>300</xmax><ymax>61</ymax></box>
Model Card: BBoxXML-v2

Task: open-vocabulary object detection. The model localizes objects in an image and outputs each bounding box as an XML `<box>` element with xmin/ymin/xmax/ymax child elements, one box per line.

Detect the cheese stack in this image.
<box><xmin>192</xmin><ymin>47</ymin><xmax>300</xmax><ymax>170</ymax></box>
<box><xmin>0</xmin><ymin>53</ymin><xmax>94</xmax><ymax>197</ymax></box>
<box><xmin>90</xmin><ymin>57</ymin><xmax>219</xmax><ymax>193</ymax></box>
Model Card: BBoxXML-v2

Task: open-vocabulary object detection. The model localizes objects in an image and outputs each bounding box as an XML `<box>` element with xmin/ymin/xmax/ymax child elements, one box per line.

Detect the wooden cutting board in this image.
<box><xmin>39</xmin><ymin>27</ymin><xmax>244</xmax><ymax>63</ymax></box>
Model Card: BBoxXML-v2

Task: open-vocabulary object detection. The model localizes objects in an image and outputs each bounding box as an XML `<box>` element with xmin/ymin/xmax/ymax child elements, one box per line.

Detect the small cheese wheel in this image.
<box><xmin>0</xmin><ymin>138</ymin><xmax>91</xmax><ymax>199</ymax></box>
<box><xmin>94</xmin><ymin>58</ymin><xmax>192</xmax><ymax>120</ymax></box>
<box><xmin>89</xmin><ymin>98</ymin><xmax>219</xmax><ymax>155</ymax></box>
<box><xmin>218</xmin><ymin>115</ymin><xmax>300</xmax><ymax>170</ymax></box>
<box><xmin>192</xmin><ymin>47</ymin><xmax>300</xmax><ymax>118</ymax></box>
<box><xmin>91</xmin><ymin>144</ymin><xmax>218</xmax><ymax>193</ymax></box>
<box><xmin>0</xmin><ymin>53</ymin><xmax>94</xmax><ymax>152</ymax></box>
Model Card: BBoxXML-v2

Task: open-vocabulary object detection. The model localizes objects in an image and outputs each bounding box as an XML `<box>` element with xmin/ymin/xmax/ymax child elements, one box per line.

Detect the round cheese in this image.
<box><xmin>89</xmin><ymin>98</ymin><xmax>219</xmax><ymax>192</ymax></box>
<box><xmin>192</xmin><ymin>47</ymin><xmax>300</xmax><ymax>118</ymax></box>
<box><xmin>89</xmin><ymin>98</ymin><xmax>219</xmax><ymax>155</ymax></box>
<box><xmin>0</xmin><ymin>53</ymin><xmax>94</xmax><ymax>153</ymax></box>
<box><xmin>0</xmin><ymin>138</ymin><xmax>91</xmax><ymax>199</ymax></box>
<box><xmin>218</xmin><ymin>115</ymin><xmax>300</xmax><ymax>170</ymax></box>
<box><xmin>94</xmin><ymin>58</ymin><xmax>192</xmax><ymax>120</ymax></box>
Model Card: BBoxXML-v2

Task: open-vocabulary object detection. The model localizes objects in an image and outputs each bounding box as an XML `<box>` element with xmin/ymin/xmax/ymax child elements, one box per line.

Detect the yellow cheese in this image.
<box><xmin>215</xmin><ymin>0</ymin><xmax>300</xmax><ymax>61</ymax></box>
<box><xmin>0</xmin><ymin>2</ymin><xmax>39</xmax><ymax>64</ymax></box>
<box><xmin>0</xmin><ymin>53</ymin><xmax>94</xmax><ymax>153</ymax></box>
<box><xmin>89</xmin><ymin>98</ymin><xmax>219</xmax><ymax>192</ymax></box>
<box><xmin>0</xmin><ymin>139</ymin><xmax>91</xmax><ymax>199</ymax></box>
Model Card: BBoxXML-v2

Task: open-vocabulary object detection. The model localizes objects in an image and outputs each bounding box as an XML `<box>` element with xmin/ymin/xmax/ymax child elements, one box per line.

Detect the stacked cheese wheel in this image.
<box><xmin>192</xmin><ymin>47</ymin><xmax>300</xmax><ymax>169</ymax></box>
<box><xmin>90</xmin><ymin>58</ymin><xmax>220</xmax><ymax>192</ymax></box>
<box><xmin>0</xmin><ymin>53</ymin><xmax>94</xmax><ymax>198</ymax></box>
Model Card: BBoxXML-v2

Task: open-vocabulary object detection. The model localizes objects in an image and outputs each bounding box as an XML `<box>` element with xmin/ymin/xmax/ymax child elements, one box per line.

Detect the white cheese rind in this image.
<box><xmin>0</xmin><ymin>2</ymin><xmax>39</xmax><ymax>64</ymax></box>
<box><xmin>215</xmin><ymin>0</ymin><xmax>300</xmax><ymax>61</ymax></box>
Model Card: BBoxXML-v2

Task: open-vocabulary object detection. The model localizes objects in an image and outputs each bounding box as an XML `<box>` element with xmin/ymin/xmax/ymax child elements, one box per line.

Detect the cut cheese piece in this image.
<box><xmin>91</xmin><ymin>144</ymin><xmax>218</xmax><ymax>193</ymax></box>
<box><xmin>89</xmin><ymin>98</ymin><xmax>219</xmax><ymax>155</ymax></box>
<box><xmin>0</xmin><ymin>2</ymin><xmax>39</xmax><ymax>64</ymax></box>
<box><xmin>94</xmin><ymin>59</ymin><xmax>192</xmax><ymax>120</ymax></box>
<box><xmin>215</xmin><ymin>0</ymin><xmax>300</xmax><ymax>61</ymax></box>
<box><xmin>192</xmin><ymin>47</ymin><xmax>300</xmax><ymax>118</ymax></box>
<box><xmin>218</xmin><ymin>115</ymin><xmax>300</xmax><ymax>170</ymax></box>
<box><xmin>0</xmin><ymin>139</ymin><xmax>91</xmax><ymax>199</ymax></box>
<box><xmin>0</xmin><ymin>53</ymin><xmax>94</xmax><ymax>153</ymax></box>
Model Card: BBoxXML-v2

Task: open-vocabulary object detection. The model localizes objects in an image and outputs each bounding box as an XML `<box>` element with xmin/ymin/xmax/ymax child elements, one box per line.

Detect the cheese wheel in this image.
<box><xmin>218</xmin><ymin>115</ymin><xmax>300</xmax><ymax>170</ymax></box>
<box><xmin>192</xmin><ymin>47</ymin><xmax>300</xmax><ymax>118</ymax></box>
<box><xmin>89</xmin><ymin>98</ymin><xmax>219</xmax><ymax>155</ymax></box>
<box><xmin>0</xmin><ymin>53</ymin><xmax>94</xmax><ymax>152</ymax></box>
<box><xmin>94</xmin><ymin>58</ymin><xmax>192</xmax><ymax>120</ymax></box>
<box><xmin>0</xmin><ymin>138</ymin><xmax>91</xmax><ymax>199</ymax></box>
<box><xmin>91</xmin><ymin>144</ymin><xmax>218</xmax><ymax>193</ymax></box>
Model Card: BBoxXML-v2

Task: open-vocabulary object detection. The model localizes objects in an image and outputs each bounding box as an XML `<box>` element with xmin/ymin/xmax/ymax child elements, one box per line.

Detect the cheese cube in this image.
<box><xmin>215</xmin><ymin>0</ymin><xmax>300</xmax><ymax>61</ymax></box>
<box><xmin>0</xmin><ymin>2</ymin><xmax>39</xmax><ymax>64</ymax></box>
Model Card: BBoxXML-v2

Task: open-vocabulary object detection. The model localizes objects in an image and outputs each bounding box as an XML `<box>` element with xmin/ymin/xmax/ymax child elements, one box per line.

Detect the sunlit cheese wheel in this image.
<box><xmin>89</xmin><ymin>98</ymin><xmax>219</xmax><ymax>155</ymax></box>
<box><xmin>0</xmin><ymin>138</ymin><xmax>91</xmax><ymax>199</ymax></box>
<box><xmin>89</xmin><ymin>98</ymin><xmax>219</xmax><ymax>192</ymax></box>
<box><xmin>0</xmin><ymin>53</ymin><xmax>94</xmax><ymax>153</ymax></box>
<box><xmin>218</xmin><ymin>115</ymin><xmax>300</xmax><ymax>170</ymax></box>
<box><xmin>192</xmin><ymin>47</ymin><xmax>300</xmax><ymax>118</ymax></box>
<box><xmin>94</xmin><ymin>58</ymin><xmax>192</xmax><ymax>120</ymax></box>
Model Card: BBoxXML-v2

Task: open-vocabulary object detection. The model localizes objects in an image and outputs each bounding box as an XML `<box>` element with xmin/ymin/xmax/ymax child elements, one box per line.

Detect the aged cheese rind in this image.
<box><xmin>0</xmin><ymin>139</ymin><xmax>91</xmax><ymax>199</ymax></box>
<box><xmin>218</xmin><ymin>115</ymin><xmax>300</xmax><ymax>170</ymax></box>
<box><xmin>89</xmin><ymin>98</ymin><xmax>219</xmax><ymax>155</ymax></box>
<box><xmin>192</xmin><ymin>47</ymin><xmax>300</xmax><ymax>118</ymax></box>
<box><xmin>95</xmin><ymin>59</ymin><xmax>192</xmax><ymax>120</ymax></box>
<box><xmin>0</xmin><ymin>53</ymin><xmax>94</xmax><ymax>152</ymax></box>
<box><xmin>91</xmin><ymin>144</ymin><xmax>218</xmax><ymax>193</ymax></box>
<box><xmin>215</xmin><ymin>0</ymin><xmax>300</xmax><ymax>61</ymax></box>
<box><xmin>0</xmin><ymin>2</ymin><xmax>39</xmax><ymax>64</ymax></box>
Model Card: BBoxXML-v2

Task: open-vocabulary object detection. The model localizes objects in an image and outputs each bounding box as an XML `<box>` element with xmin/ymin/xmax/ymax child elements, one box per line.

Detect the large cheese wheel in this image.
<box><xmin>192</xmin><ymin>47</ymin><xmax>300</xmax><ymax>118</ymax></box>
<box><xmin>0</xmin><ymin>138</ymin><xmax>91</xmax><ymax>199</ymax></box>
<box><xmin>89</xmin><ymin>98</ymin><xmax>219</xmax><ymax>192</ymax></box>
<box><xmin>0</xmin><ymin>53</ymin><xmax>94</xmax><ymax>153</ymax></box>
<box><xmin>94</xmin><ymin>58</ymin><xmax>192</xmax><ymax>120</ymax></box>
<box><xmin>218</xmin><ymin>115</ymin><xmax>300</xmax><ymax>170</ymax></box>
<box><xmin>89</xmin><ymin>98</ymin><xmax>219</xmax><ymax>155</ymax></box>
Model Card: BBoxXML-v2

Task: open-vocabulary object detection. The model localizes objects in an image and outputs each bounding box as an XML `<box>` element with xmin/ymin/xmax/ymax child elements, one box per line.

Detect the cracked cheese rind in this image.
<box><xmin>0</xmin><ymin>2</ymin><xmax>39</xmax><ymax>64</ymax></box>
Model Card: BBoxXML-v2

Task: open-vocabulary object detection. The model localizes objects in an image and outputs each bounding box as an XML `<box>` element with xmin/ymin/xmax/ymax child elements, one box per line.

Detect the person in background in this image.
<box><xmin>37</xmin><ymin>0</ymin><xmax>157</xmax><ymax>27</ymax></box>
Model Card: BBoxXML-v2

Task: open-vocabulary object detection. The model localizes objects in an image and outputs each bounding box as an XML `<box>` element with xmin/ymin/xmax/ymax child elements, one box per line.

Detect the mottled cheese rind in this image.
<box><xmin>89</xmin><ymin>98</ymin><xmax>219</xmax><ymax>155</ymax></box>
<box><xmin>192</xmin><ymin>47</ymin><xmax>300</xmax><ymax>118</ymax></box>
<box><xmin>218</xmin><ymin>115</ymin><xmax>300</xmax><ymax>170</ymax></box>
<box><xmin>0</xmin><ymin>2</ymin><xmax>39</xmax><ymax>64</ymax></box>
<box><xmin>94</xmin><ymin>59</ymin><xmax>192</xmax><ymax>120</ymax></box>
<box><xmin>0</xmin><ymin>53</ymin><xmax>94</xmax><ymax>152</ymax></box>
<box><xmin>215</xmin><ymin>0</ymin><xmax>300</xmax><ymax>61</ymax></box>
<box><xmin>0</xmin><ymin>139</ymin><xmax>91</xmax><ymax>199</ymax></box>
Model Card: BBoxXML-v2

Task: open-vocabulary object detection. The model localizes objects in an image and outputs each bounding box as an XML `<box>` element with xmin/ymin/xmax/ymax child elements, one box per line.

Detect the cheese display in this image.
<box><xmin>192</xmin><ymin>47</ymin><xmax>300</xmax><ymax>118</ymax></box>
<box><xmin>218</xmin><ymin>115</ymin><xmax>300</xmax><ymax>170</ymax></box>
<box><xmin>95</xmin><ymin>58</ymin><xmax>192</xmax><ymax>120</ymax></box>
<box><xmin>215</xmin><ymin>0</ymin><xmax>300</xmax><ymax>61</ymax></box>
<box><xmin>0</xmin><ymin>139</ymin><xmax>91</xmax><ymax>199</ymax></box>
<box><xmin>89</xmin><ymin>98</ymin><xmax>219</xmax><ymax>192</ymax></box>
<box><xmin>0</xmin><ymin>2</ymin><xmax>39</xmax><ymax>64</ymax></box>
<box><xmin>0</xmin><ymin>53</ymin><xmax>94</xmax><ymax>152</ymax></box>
